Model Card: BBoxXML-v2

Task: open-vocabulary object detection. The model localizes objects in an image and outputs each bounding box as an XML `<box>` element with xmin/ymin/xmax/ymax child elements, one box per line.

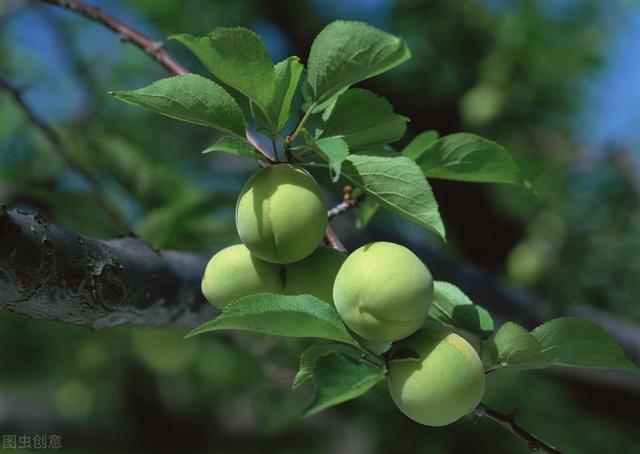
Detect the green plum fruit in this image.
<box><xmin>333</xmin><ymin>242</ymin><xmax>434</xmax><ymax>342</ymax></box>
<box><xmin>235</xmin><ymin>164</ymin><xmax>327</xmax><ymax>264</ymax></box>
<box><xmin>285</xmin><ymin>247</ymin><xmax>346</xmax><ymax>303</ymax></box>
<box><xmin>201</xmin><ymin>244</ymin><xmax>283</xmax><ymax>309</ymax></box>
<box><xmin>388</xmin><ymin>327</ymin><xmax>486</xmax><ymax>426</ymax></box>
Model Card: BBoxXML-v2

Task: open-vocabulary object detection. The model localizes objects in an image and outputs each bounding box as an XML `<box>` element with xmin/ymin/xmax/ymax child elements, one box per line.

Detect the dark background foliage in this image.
<box><xmin>1</xmin><ymin>0</ymin><xmax>639</xmax><ymax>452</ymax></box>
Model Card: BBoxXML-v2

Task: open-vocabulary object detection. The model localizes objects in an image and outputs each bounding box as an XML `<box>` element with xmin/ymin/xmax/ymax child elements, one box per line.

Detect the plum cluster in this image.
<box><xmin>202</xmin><ymin>164</ymin><xmax>485</xmax><ymax>426</ymax></box>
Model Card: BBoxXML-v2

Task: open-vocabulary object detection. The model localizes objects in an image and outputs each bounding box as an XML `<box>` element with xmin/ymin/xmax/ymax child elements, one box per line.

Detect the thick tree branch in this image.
<box><xmin>474</xmin><ymin>404</ymin><xmax>562</xmax><ymax>454</ymax></box>
<box><xmin>0</xmin><ymin>76</ymin><xmax>129</xmax><ymax>234</ymax></box>
<box><xmin>37</xmin><ymin>0</ymin><xmax>188</xmax><ymax>76</ymax></box>
<box><xmin>0</xmin><ymin>206</ymin><xmax>216</xmax><ymax>329</ymax></box>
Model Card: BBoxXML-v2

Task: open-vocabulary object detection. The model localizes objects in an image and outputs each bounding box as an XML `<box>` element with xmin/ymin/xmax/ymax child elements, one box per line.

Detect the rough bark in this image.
<box><xmin>0</xmin><ymin>206</ymin><xmax>216</xmax><ymax>330</ymax></box>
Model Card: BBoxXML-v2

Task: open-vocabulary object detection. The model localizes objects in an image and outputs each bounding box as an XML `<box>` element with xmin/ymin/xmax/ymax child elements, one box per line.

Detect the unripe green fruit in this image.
<box><xmin>285</xmin><ymin>247</ymin><xmax>346</xmax><ymax>303</ymax></box>
<box><xmin>201</xmin><ymin>244</ymin><xmax>283</xmax><ymax>309</ymax></box>
<box><xmin>388</xmin><ymin>327</ymin><xmax>486</xmax><ymax>427</ymax></box>
<box><xmin>236</xmin><ymin>164</ymin><xmax>327</xmax><ymax>264</ymax></box>
<box><xmin>333</xmin><ymin>242</ymin><xmax>433</xmax><ymax>342</ymax></box>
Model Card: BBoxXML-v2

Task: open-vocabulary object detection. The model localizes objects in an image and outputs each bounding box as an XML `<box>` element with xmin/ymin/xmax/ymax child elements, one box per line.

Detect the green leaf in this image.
<box><xmin>417</xmin><ymin>133</ymin><xmax>523</xmax><ymax>184</ymax></box>
<box><xmin>319</xmin><ymin>88</ymin><xmax>407</xmax><ymax>149</ymax></box>
<box><xmin>354</xmin><ymin>197</ymin><xmax>380</xmax><ymax>229</ymax></box>
<box><xmin>253</xmin><ymin>57</ymin><xmax>303</xmax><ymax>136</ymax></box>
<box><xmin>307</xmin><ymin>21</ymin><xmax>411</xmax><ymax>104</ymax></box>
<box><xmin>293</xmin><ymin>344</ymin><xmax>358</xmax><ymax>389</ymax></box>
<box><xmin>341</xmin><ymin>149</ymin><xmax>445</xmax><ymax>238</ymax></box>
<box><xmin>303</xmin><ymin>87</ymin><xmax>349</xmax><ymax>114</ymax></box>
<box><xmin>202</xmin><ymin>136</ymin><xmax>262</xmax><ymax>160</ymax></box>
<box><xmin>428</xmin><ymin>281</ymin><xmax>494</xmax><ymax>340</ymax></box>
<box><xmin>402</xmin><ymin>130</ymin><xmax>440</xmax><ymax>160</ymax></box>
<box><xmin>489</xmin><ymin>322</ymin><xmax>547</xmax><ymax>370</ymax></box>
<box><xmin>531</xmin><ymin>317</ymin><xmax>640</xmax><ymax>373</ymax></box>
<box><xmin>110</xmin><ymin>74</ymin><xmax>246</xmax><ymax>137</ymax></box>
<box><xmin>301</xmin><ymin>130</ymin><xmax>349</xmax><ymax>182</ymax></box>
<box><xmin>303</xmin><ymin>352</ymin><xmax>385</xmax><ymax>417</ymax></box>
<box><xmin>186</xmin><ymin>293</ymin><xmax>359</xmax><ymax>346</ymax></box>
<box><xmin>171</xmin><ymin>28</ymin><xmax>275</xmax><ymax>112</ymax></box>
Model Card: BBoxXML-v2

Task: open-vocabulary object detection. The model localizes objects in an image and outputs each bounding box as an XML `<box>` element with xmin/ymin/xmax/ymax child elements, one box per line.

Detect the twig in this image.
<box><xmin>327</xmin><ymin>193</ymin><xmax>366</xmax><ymax>220</ymax></box>
<box><xmin>37</xmin><ymin>0</ymin><xmax>188</xmax><ymax>76</ymax></box>
<box><xmin>323</xmin><ymin>226</ymin><xmax>346</xmax><ymax>252</ymax></box>
<box><xmin>0</xmin><ymin>76</ymin><xmax>129</xmax><ymax>234</ymax></box>
<box><xmin>473</xmin><ymin>404</ymin><xmax>562</xmax><ymax>454</ymax></box>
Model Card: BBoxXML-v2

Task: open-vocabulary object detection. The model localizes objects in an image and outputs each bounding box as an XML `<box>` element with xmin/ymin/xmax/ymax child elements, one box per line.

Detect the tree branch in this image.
<box><xmin>327</xmin><ymin>193</ymin><xmax>366</xmax><ymax>220</ymax></box>
<box><xmin>37</xmin><ymin>0</ymin><xmax>188</xmax><ymax>76</ymax></box>
<box><xmin>0</xmin><ymin>75</ymin><xmax>130</xmax><ymax>234</ymax></box>
<box><xmin>0</xmin><ymin>206</ymin><xmax>216</xmax><ymax>329</ymax></box>
<box><xmin>474</xmin><ymin>404</ymin><xmax>562</xmax><ymax>454</ymax></box>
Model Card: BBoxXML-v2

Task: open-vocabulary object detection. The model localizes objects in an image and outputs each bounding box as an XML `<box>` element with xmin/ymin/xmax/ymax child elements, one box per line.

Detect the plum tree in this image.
<box><xmin>235</xmin><ymin>164</ymin><xmax>327</xmax><ymax>264</ymax></box>
<box><xmin>285</xmin><ymin>247</ymin><xmax>346</xmax><ymax>303</ymax></box>
<box><xmin>201</xmin><ymin>244</ymin><xmax>283</xmax><ymax>309</ymax></box>
<box><xmin>332</xmin><ymin>242</ymin><xmax>434</xmax><ymax>342</ymax></box>
<box><xmin>387</xmin><ymin>326</ymin><xmax>486</xmax><ymax>427</ymax></box>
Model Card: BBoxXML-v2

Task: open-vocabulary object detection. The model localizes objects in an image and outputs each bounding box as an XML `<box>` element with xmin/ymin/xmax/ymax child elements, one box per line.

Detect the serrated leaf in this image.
<box><xmin>417</xmin><ymin>133</ymin><xmax>523</xmax><ymax>184</ymax></box>
<box><xmin>319</xmin><ymin>88</ymin><xmax>407</xmax><ymax>149</ymax></box>
<box><xmin>202</xmin><ymin>136</ymin><xmax>263</xmax><ymax>160</ymax></box>
<box><xmin>110</xmin><ymin>74</ymin><xmax>246</xmax><ymax>137</ymax></box>
<box><xmin>293</xmin><ymin>344</ymin><xmax>358</xmax><ymax>389</ymax></box>
<box><xmin>307</xmin><ymin>21</ymin><xmax>411</xmax><ymax>105</ymax></box>
<box><xmin>303</xmin><ymin>352</ymin><xmax>384</xmax><ymax>417</ymax></box>
<box><xmin>490</xmin><ymin>322</ymin><xmax>547</xmax><ymax>370</ymax></box>
<box><xmin>340</xmin><ymin>149</ymin><xmax>445</xmax><ymax>238</ymax></box>
<box><xmin>171</xmin><ymin>28</ymin><xmax>275</xmax><ymax>113</ymax></box>
<box><xmin>428</xmin><ymin>281</ymin><xmax>494</xmax><ymax>340</ymax></box>
<box><xmin>402</xmin><ymin>130</ymin><xmax>440</xmax><ymax>160</ymax></box>
<box><xmin>301</xmin><ymin>130</ymin><xmax>349</xmax><ymax>182</ymax></box>
<box><xmin>531</xmin><ymin>317</ymin><xmax>640</xmax><ymax>373</ymax></box>
<box><xmin>186</xmin><ymin>293</ymin><xmax>359</xmax><ymax>346</ymax></box>
<box><xmin>253</xmin><ymin>57</ymin><xmax>303</xmax><ymax>136</ymax></box>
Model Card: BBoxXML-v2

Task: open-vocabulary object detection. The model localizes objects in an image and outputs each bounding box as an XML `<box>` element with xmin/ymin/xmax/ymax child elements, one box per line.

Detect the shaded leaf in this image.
<box><xmin>293</xmin><ymin>344</ymin><xmax>358</xmax><ymax>389</ymax></box>
<box><xmin>490</xmin><ymin>322</ymin><xmax>547</xmax><ymax>370</ymax></box>
<box><xmin>303</xmin><ymin>352</ymin><xmax>384</xmax><ymax>417</ymax></box>
<box><xmin>110</xmin><ymin>74</ymin><xmax>246</xmax><ymax>137</ymax></box>
<box><xmin>253</xmin><ymin>56</ymin><xmax>303</xmax><ymax>135</ymax></box>
<box><xmin>428</xmin><ymin>281</ymin><xmax>494</xmax><ymax>340</ymax></box>
<box><xmin>301</xmin><ymin>130</ymin><xmax>349</xmax><ymax>182</ymax></box>
<box><xmin>355</xmin><ymin>197</ymin><xmax>380</xmax><ymax>229</ymax></box>
<box><xmin>402</xmin><ymin>130</ymin><xmax>439</xmax><ymax>160</ymax></box>
<box><xmin>307</xmin><ymin>21</ymin><xmax>410</xmax><ymax>104</ymax></box>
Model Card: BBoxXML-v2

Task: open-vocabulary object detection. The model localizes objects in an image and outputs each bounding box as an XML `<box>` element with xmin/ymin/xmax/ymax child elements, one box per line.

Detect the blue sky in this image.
<box><xmin>579</xmin><ymin>8</ymin><xmax>640</xmax><ymax>152</ymax></box>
